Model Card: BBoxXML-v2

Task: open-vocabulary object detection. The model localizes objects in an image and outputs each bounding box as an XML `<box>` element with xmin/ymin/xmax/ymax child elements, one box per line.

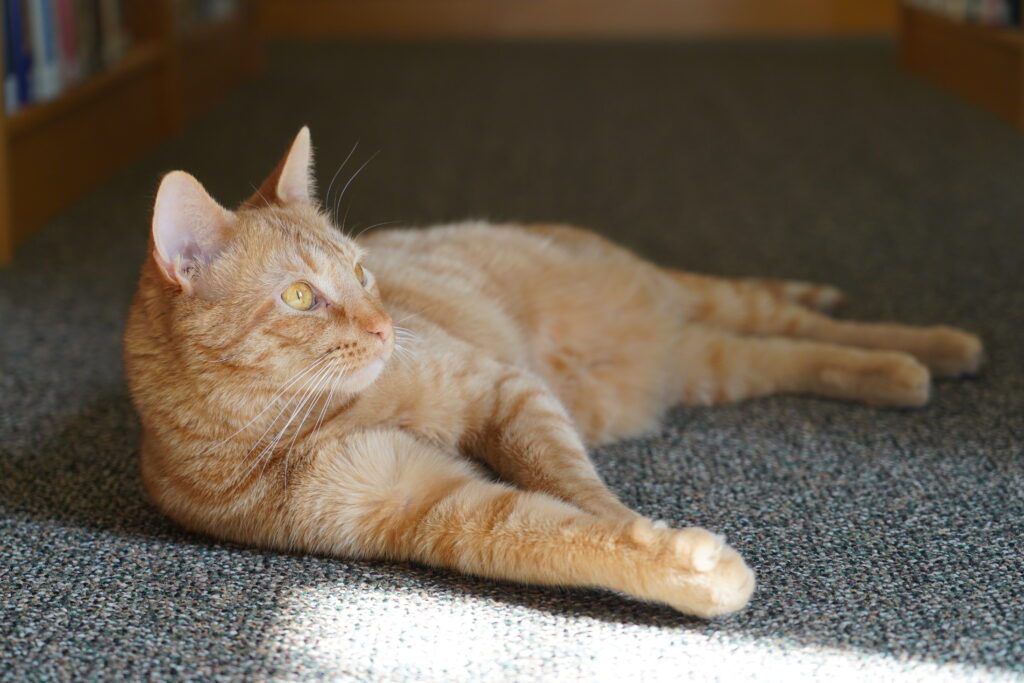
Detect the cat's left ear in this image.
<box><xmin>243</xmin><ymin>126</ymin><xmax>316</xmax><ymax>208</ymax></box>
<box><xmin>151</xmin><ymin>171</ymin><xmax>236</xmax><ymax>295</ymax></box>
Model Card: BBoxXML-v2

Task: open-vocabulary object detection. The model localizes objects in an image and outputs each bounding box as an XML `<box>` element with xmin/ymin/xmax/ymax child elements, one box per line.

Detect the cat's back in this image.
<box><xmin>359</xmin><ymin>221</ymin><xmax>679</xmax><ymax>369</ymax></box>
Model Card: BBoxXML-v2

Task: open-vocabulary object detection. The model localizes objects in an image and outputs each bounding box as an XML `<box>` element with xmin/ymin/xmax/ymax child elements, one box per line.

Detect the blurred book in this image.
<box><xmin>905</xmin><ymin>0</ymin><xmax>1022</xmax><ymax>26</ymax></box>
<box><xmin>173</xmin><ymin>0</ymin><xmax>241</xmax><ymax>34</ymax></box>
<box><xmin>3</xmin><ymin>0</ymin><xmax>133</xmax><ymax>115</ymax></box>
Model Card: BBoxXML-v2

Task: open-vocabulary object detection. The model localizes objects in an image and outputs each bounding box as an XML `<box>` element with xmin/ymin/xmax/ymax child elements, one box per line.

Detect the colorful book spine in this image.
<box><xmin>98</xmin><ymin>0</ymin><xmax>125</xmax><ymax>66</ymax></box>
<box><xmin>2</xmin><ymin>0</ymin><xmax>15</xmax><ymax>114</ymax></box>
<box><xmin>906</xmin><ymin>0</ymin><xmax>1021</xmax><ymax>24</ymax></box>
<box><xmin>5</xmin><ymin>0</ymin><xmax>32</xmax><ymax>111</ymax></box>
<box><xmin>55</xmin><ymin>0</ymin><xmax>79</xmax><ymax>86</ymax></box>
<box><xmin>27</xmin><ymin>0</ymin><xmax>60</xmax><ymax>101</ymax></box>
<box><xmin>2</xmin><ymin>0</ymin><xmax>134</xmax><ymax>113</ymax></box>
<box><xmin>76</xmin><ymin>0</ymin><xmax>99</xmax><ymax>78</ymax></box>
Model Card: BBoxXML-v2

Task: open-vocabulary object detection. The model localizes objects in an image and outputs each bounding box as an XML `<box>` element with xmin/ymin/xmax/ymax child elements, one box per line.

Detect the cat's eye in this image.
<box><xmin>282</xmin><ymin>282</ymin><xmax>316</xmax><ymax>311</ymax></box>
<box><xmin>354</xmin><ymin>262</ymin><xmax>366</xmax><ymax>285</ymax></box>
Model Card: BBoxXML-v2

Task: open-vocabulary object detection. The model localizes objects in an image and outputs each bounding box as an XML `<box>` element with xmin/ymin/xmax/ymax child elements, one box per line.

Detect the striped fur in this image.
<box><xmin>123</xmin><ymin>129</ymin><xmax>983</xmax><ymax>618</ymax></box>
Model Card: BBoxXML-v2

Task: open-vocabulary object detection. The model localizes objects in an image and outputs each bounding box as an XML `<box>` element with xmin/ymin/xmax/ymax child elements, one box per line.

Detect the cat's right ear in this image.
<box><xmin>242</xmin><ymin>126</ymin><xmax>315</xmax><ymax>209</ymax></box>
<box><xmin>151</xmin><ymin>171</ymin><xmax>235</xmax><ymax>294</ymax></box>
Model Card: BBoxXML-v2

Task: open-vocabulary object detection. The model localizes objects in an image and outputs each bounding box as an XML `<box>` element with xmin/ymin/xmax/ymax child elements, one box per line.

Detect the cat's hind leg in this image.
<box><xmin>290</xmin><ymin>429</ymin><xmax>755</xmax><ymax>618</ymax></box>
<box><xmin>738</xmin><ymin>277</ymin><xmax>847</xmax><ymax>314</ymax></box>
<box><xmin>675</xmin><ymin>325</ymin><xmax>931</xmax><ymax>407</ymax></box>
<box><xmin>668</xmin><ymin>271</ymin><xmax>982</xmax><ymax>378</ymax></box>
<box><xmin>671</xmin><ymin>272</ymin><xmax>847</xmax><ymax>314</ymax></box>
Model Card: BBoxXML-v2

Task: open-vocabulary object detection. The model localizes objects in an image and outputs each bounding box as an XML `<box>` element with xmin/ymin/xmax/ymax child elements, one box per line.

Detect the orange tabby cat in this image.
<box><xmin>123</xmin><ymin>127</ymin><xmax>983</xmax><ymax>618</ymax></box>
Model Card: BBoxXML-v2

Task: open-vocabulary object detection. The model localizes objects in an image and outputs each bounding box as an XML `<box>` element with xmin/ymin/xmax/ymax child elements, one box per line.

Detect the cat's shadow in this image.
<box><xmin>0</xmin><ymin>392</ymin><xmax>707</xmax><ymax>674</ymax></box>
<box><xmin>1</xmin><ymin>392</ymin><xmax>157</xmax><ymax>535</ymax></box>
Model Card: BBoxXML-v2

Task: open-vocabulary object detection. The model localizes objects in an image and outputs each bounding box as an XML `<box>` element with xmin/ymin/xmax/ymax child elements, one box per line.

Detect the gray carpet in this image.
<box><xmin>2</xmin><ymin>40</ymin><xmax>1023</xmax><ymax>681</ymax></box>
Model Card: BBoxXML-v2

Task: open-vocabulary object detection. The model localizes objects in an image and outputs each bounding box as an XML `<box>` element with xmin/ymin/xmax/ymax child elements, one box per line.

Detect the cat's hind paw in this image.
<box><xmin>919</xmin><ymin>327</ymin><xmax>984</xmax><ymax>378</ymax></box>
<box><xmin>819</xmin><ymin>352</ymin><xmax>931</xmax><ymax>407</ymax></box>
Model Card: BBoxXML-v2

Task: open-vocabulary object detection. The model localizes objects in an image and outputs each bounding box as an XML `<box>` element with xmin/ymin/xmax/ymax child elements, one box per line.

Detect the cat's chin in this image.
<box><xmin>337</xmin><ymin>357</ymin><xmax>387</xmax><ymax>393</ymax></box>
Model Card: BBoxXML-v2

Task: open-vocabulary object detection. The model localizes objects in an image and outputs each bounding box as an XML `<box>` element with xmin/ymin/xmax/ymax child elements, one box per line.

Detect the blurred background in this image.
<box><xmin>0</xmin><ymin>0</ymin><xmax>1021</xmax><ymax>260</ymax></box>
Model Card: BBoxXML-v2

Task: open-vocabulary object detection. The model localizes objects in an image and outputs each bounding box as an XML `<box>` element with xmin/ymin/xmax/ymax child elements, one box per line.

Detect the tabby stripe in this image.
<box><xmin>206</xmin><ymin>299</ymin><xmax>275</xmax><ymax>353</ymax></box>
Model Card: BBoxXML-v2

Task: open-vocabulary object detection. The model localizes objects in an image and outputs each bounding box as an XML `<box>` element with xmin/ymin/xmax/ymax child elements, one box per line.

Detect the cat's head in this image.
<box><xmin>147</xmin><ymin>127</ymin><xmax>393</xmax><ymax>394</ymax></box>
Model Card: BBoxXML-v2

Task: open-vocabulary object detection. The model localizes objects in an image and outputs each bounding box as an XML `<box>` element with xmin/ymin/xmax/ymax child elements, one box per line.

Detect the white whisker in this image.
<box><xmin>281</xmin><ymin>362</ymin><xmax>339</xmax><ymax>485</ymax></box>
<box><xmin>352</xmin><ymin>219</ymin><xmax>402</xmax><ymax>241</ymax></box>
<box><xmin>252</xmin><ymin>363</ymin><xmax>334</xmax><ymax>464</ymax></box>
<box><xmin>229</xmin><ymin>361</ymin><xmax>336</xmax><ymax>484</ymax></box>
<box><xmin>324</xmin><ymin>141</ymin><xmax>359</xmax><ymax>219</ymax></box>
<box><xmin>334</xmin><ymin>150</ymin><xmax>379</xmax><ymax>230</ymax></box>
<box><xmin>198</xmin><ymin>356</ymin><xmax>331</xmax><ymax>458</ymax></box>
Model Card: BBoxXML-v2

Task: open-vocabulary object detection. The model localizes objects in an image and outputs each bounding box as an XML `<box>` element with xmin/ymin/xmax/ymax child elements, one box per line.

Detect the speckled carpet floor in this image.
<box><xmin>1</xmin><ymin>40</ymin><xmax>1022</xmax><ymax>681</ymax></box>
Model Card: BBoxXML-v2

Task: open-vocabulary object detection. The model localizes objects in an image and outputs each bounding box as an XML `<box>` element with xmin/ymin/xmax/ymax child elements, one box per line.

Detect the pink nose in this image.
<box><xmin>364</xmin><ymin>317</ymin><xmax>392</xmax><ymax>343</ymax></box>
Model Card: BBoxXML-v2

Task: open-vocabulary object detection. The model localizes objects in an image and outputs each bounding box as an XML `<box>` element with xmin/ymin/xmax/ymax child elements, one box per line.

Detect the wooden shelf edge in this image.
<box><xmin>899</xmin><ymin>5</ymin><xmax>1024</xmax><ymax>130</ymax></box>
<box><xmin>7</xmin><ymin>42</ymin><xmax>165</xmax><ymax>139</ymax></box>
<box><xmin>902</xmin><ymin>5</ymin><xmax>1024</xmax><ymax>46</ymax></box>
<box><xmin>180</xmin><ymin>14</ymin><xmax>245</xmax><ymax>44</ymax></box>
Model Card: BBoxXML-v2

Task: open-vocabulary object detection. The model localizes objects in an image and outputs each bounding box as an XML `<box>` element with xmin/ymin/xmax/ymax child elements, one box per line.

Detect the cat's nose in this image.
<box><xmin>364</xmin><ymin>317</ymin><xmax>392</xmax><ymax>344</ymax></box>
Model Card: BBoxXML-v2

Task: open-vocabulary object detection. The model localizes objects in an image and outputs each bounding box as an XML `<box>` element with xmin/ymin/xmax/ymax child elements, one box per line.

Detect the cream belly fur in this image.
<box><xmin>124</xmin><ymin>128</ymin><xmax>983</xmax><ymax>619</ymax></box>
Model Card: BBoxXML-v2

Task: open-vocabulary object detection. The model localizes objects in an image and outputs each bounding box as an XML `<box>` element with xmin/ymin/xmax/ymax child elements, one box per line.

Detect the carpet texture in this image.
<box><xmin>1</xmin><ymin>41</ymin><xmax>1022</xmax><ymax>681</ymax></box>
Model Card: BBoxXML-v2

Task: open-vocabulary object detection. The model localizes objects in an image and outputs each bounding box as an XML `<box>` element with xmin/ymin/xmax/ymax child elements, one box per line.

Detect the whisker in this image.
<box><xmin>352</xmin><ymin>219</ymin><xmax>402</xmax><ymax>241</ymax></box>
<box><xmin>229</xmin><ymin>359</ymin><xmax>333</xmax><ymax>465</ymax></box>
<box><xmin>324</xmin><ymin>141</ymin><xmax>360</xmax><ymax>219</ymax></box>
<box><xmin>391</xmin><ymin>344</ymin><xmax>414</xmax><ymax>364</ymax></box>
<box><xmin>234</xmin><ymin>362</ymin><xmax>336</xmax><ymax>486</ymax></box>
<box><xmin>339</xmin><ymin>201</ymin><xmax>354</xmax><ymax>234</ymax></box>
<box><xmin>299</xmin><ymin>360</ymin><xmax>344</xmax><ymax>439</ymax></box>
<box><xmin>197</xmin><ymin>356</ymin><xmax>331</xmax><ymax>458</ymax></box>
<box><xmin>393</xmin><ymin>326</ymin><xmax>422</xmax><ymax>345</ymax></box>
<box><xmin>334</xmin><ymin>150</ymin><xmax>380</xmax><ymax>230</ymax></box>
<box><xmin>309</xmin><ymin>366</ymin><xmax>341</xmax><ymax>442</ymax></box>
<box><xmin>280</xmin><ymin>362</ymin><xmax>338</xmax><ymax>486</ymax></box>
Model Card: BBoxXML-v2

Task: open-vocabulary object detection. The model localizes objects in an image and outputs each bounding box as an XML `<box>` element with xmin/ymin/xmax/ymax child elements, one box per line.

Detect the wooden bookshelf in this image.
<box><xmin>0</xmin><ymin>0</ymin><xmax>261</xmax><ymax>265</ymax></box>
<box><xmin>257</xmin><ymin>0</ymin><xmax>898</xmax><ymax>38</ymax></box>
<box><xmin>177</xmin><ymin>10</ymin><xmax>262</xmax><ymax>121</ymax></box>
<box><xmin>899</xmin><ymin>4</ymin><xmax>1024</xmax><ymax>130</ymax></box>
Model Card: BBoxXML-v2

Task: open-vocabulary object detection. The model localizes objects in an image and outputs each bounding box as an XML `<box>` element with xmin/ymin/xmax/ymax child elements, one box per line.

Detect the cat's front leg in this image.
<box><xmin>458</xmin><ymin>362</ymin><xmax>638</xmax><ymax>521</ymax></box>
<box><xmin>289</xmin><ymin>429</ymin><xmax>755</xmax><ymax>618</ymax></box>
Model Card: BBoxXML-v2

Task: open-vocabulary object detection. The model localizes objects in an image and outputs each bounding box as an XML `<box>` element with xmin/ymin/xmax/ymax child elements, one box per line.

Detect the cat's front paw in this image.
<box><xmin>920</xmin><ymin>326</ymin><xmax>984</xmax><ymax>378</ymax></box>
<box><xmin>633</xmin><ymin>521</ymin><xmax>756</xmax><ymax>618</ymax></box>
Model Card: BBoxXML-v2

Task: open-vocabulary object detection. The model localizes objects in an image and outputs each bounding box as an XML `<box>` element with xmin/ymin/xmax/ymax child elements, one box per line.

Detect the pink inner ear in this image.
<box><xmin>152</xmin><ymin>171</ymin><xmax>234</xmax><ymax>287</ymax></box>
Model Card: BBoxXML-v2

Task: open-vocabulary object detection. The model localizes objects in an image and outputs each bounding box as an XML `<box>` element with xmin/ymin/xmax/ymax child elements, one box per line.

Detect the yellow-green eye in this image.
<box><xmin>354</xmin><ymin>262</ymin><xmax>365</xmax><ymax>285</ymax></box>
<box><xmin>282</xmin><ymin>282</ymin><xmax>315</xmax><ymax>311</ymax></box>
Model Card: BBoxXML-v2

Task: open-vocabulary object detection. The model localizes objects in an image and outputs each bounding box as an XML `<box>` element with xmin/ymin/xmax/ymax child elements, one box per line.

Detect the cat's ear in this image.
<box><xmin>243</xmin><ymin>126</ymin><xmax>315</xmax><ymax>208</ymax></box>
<box><xmin>151</xmin><ymin>171</ymin><xmax>235</xmax><ymax>294</ymax></box>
